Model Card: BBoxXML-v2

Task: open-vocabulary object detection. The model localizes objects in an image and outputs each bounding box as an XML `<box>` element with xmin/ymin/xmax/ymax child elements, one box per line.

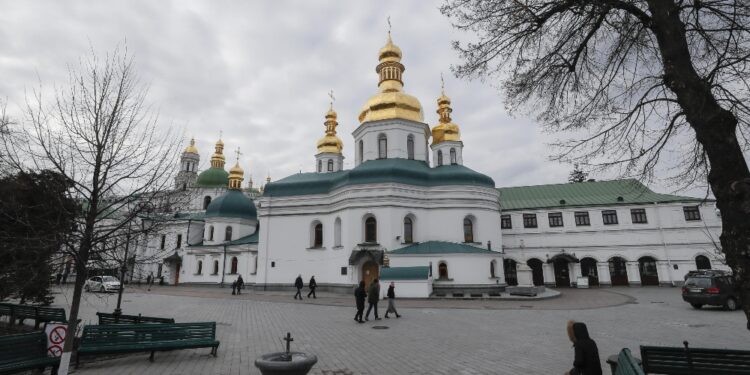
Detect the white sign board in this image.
<box><xmin>45</xmin><ymin>323</ymin><xmax>67</xmax><ymax>357</ymax></box>
<box><xmin>576</xmin><ymin>277</ymin><xmax>589</xmax><ymax>289</ymax></box>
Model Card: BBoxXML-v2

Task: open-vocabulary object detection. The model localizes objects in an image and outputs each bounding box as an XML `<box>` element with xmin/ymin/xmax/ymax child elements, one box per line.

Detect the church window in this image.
<box><xmin>197</xmin><ymin>260</ymin><xmax>203</xmax><ymax>275</ymax></box>
<box><xmin>225</xmin><ymin>226</ymin><xmax>233</xmax><ymax>241</ymax></box>
<box><xmin>365</xmin><ymin>217</ymin><xmax>377</xmax><ymax>243</ymax></box>
<box><xmin>313</xmin><ymin>223</ymin><xmax>323</xmax><ymax>248</ymax></box>
<box><xmin>407</xmin><ymin>135</ymin><xmax>414</xmax><ymax>160</ymax></box>
<box><xmin>523</xmin><ymin>214</ymin><xmax>537</xmax><ymax>228</ymax></box>
<box><xmin>574</xmin><ymin>211</ymin><xmax>590</xmax><ymax>226</ymax></box>
<box><xmin>684</xmin><ymin>206</ymin><xmax>701</xmax><ymax>221</ymax></box>
<box><xmin>450</xmin><ymin>148</ymin><xmax>457</xmax><ymax>164</ymax></box>
<box><xmin>378</xmin><ymin>134</ymin><xmax>387</xmax><ymax>159</ymax></box>
<box><xmin>602</xmin><ymin>210</ymin><xmax>618</xmax><ymax>225</ymax></box>
<box><xmin>438</xmin><ymin>262</ymin><xmax>449</xmax><ymax>280</ymax></box>
<box><xmin>334</xmin><ymin>217</ymin><xmax>342</xmax><ymax>247</ymax></box>
<box><xmin>463</xmin><ymin>217</ymin><xmax>474</xmax><ymax>243</ymax></box>
<box><xmin>176</xmin><ymin>234</ymin><xmax>182</xmax><ymax>248</ymax></box>
<box><xmin>212</xmin><ymin>260</ymin><xmax>219</xmax><ymax>275</ymax></box>
<box><xmin>631</xmin><ymin>208</ymin><xmax>648</xmax><ymax>223</ymax></box>
<box><xmin>490</xmin><ymin>260</ymin><xmax>497</xmax><ymax>278</ymax></box>
<box><xmin>317</xmin><ymin>160</ymin><xmax>322</xmax><ymax>173</ymax></box>
<box><xmin>437</xmin><ymin>150</ymin><xmax>443</xmax><ymax>166</ymax></box>
<box><xmin>230</xmin><ymin>257</ymin><xmax>238</xmax><ymax>274</ymax></box>
<box><xmin>358</xmin><ymin>140</ymin><xmax>363</xmax><ymax>163</ymax></box>
<box><xmin>160</xmin><ymin>235</ymin><xmax>166</xmax><ymax>249</ymax></box>
<box><xmin>501</xmin><ymin>215</ymin><xmax>512</xmax><ymax>229</ymax></box>
<box><xmin>203</xmin><ymin>196</ymin><xmax>212</xmax><ymax>209</ymax></box>
<box><xmin>548</xmin><ymin>212</ymin><xmax>564</xmax><ymax>227</ymax></box>
<box><xmin>403</xmin><ymin>217</ymin><xmax>413</xmax><ymax>243</ymax></box>
<box><xmin>208</xmin><ymin>226</ymin><xmax>214</xmax><ymax>241</ymax></box>
<box><xmin>327</xmin><ymin>159</ymin><xmax>333</xmax><ymax>172</ymax></box>
<box><xmin>695</xmin><ymin>255</ymin><xmax>711</xmax><ymax>270</ymax></box>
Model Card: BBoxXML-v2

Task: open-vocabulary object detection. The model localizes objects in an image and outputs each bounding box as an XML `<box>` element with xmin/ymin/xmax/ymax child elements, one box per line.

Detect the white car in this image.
<box><xmin>84</xmin><ymin>276</ymin><xmax>121</xmax><ymax>293</ymax></box>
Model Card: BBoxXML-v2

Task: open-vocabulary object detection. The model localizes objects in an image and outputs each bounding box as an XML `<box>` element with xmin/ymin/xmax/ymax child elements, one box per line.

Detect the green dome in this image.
<box><xmin>196</xmin><ymin>168</ymin><xmax>229</xmax><ymax>188</ymax></box>
<box><xmin>206</xmin><ymin>190</ymin><xmax>257</xmax><ymax>219</ymax></box>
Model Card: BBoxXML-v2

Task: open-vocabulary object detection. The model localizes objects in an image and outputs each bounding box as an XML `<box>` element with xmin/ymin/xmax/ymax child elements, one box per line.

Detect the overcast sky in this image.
<box><xmin>0</xmin><ymin>0</ymin><xmax>708</xmax><ymax>196</ymax></box>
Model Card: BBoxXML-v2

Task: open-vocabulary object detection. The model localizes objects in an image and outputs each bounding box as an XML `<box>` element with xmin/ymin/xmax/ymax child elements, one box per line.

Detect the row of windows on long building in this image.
<box><xmin>501</xmin><ymin>206</ymin><xmax>702</xmax><ymax>229</ymax></box>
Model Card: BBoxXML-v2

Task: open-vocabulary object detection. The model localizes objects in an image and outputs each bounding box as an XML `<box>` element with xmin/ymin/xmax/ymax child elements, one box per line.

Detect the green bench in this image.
<box><xmin>96</xmin><ymin>312</ymin><xmax>175</xmax><ymax>325</ymax></box>
<box><xmin>0</xmin><ymin>332</ymin><xmax>60</xmax><ymax>375</ymax></box>
<box><xmin>0</xmin><ymin>302</ymin><xmax>67</xmax><ymax>329</ymax></box>
<box><xmin>76</xmin><ymin>322</ymin><xmax>220</xmax><ymax>367</ymax></box>
<box><xmin>607</xmin><ymin>348</ymin><xmax>645</xmax><ymax>375</ymax></box>
<box><xmin>641</xmin><ymin>341</ymin><xmax>750</xmax><ymax>374</ymax></box>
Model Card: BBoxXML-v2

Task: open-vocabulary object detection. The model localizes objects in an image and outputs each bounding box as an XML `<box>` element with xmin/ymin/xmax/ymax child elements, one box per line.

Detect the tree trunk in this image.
<box><xmin>647</xmin><ymin>0</ymin><xmax>750</xmax><ymax>329</ymax></box>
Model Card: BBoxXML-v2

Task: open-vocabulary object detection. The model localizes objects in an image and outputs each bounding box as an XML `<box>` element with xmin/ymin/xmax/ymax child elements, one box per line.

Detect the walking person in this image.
<box><xmin>231</xmin><ymin>279</ymin><xmax>237</xmax><ymax>295</ymax></box>
<box><xmin>564</xmin><ymin>320</ymin><xmax>602</xmax><ymax>375</ymax></box>
<box><xmin>294</xmin><ymin>274</ymin><xmax>304</xmax><ymax>300</ymax></box>
<box><xmin>307</xmin><ymin>275</ymin><xmax>317</xmax><ymax>299</ymax></box>
<box><xmin>236</xmin><ymin>275</ymin><xmax>244</xmax><ymax>295</ymax></box>
<box><xmin>384</xmin><ymin>282</ymin><xmax>401</xmax><ymax>318</ymax></box>
<box><xmin>364</xmin><ymin>278</ymin><xmax>381</xmax><ymax>321</ymax></box>
<box><xmin>147</xmin><ymin>272</ymin><xmax>154</xmax><ymax>291</ymax></box>
<box><xmin>354</xmin><ymin>281</ymin><xmax>366</xmax><ymax>323</ymax></box>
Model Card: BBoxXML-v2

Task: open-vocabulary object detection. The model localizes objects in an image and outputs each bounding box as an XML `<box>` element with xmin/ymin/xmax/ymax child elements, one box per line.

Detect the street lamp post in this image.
<box><xmin>114</xmin><ymin>222</ymin><xmax>132</xmax><ymax>315</ymax></box>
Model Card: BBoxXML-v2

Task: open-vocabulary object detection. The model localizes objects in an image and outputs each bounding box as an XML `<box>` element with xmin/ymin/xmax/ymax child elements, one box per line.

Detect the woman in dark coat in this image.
<box><xmin>384</xmin><ymin>282</ymin><xmax>401</xmax><ymax>318</ymax></box>
<box><xmin>354</xmin><ymin>281</ymin><xmax>366</xmax><ymax>323</ymax></box>
<box><xmin>565</xmin><ymin>320</ymin><xmax>602</xmax><ymax>375</ymax></box>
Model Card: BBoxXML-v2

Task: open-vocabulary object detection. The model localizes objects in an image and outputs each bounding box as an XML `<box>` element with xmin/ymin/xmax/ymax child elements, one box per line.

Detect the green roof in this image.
<box><xmin>389</xmin><ymin>241</ymin><xmax>495</xmax><ymax>255</ymax></box>
<box><xmin>172</xmin><ymin>212</ymin><xmax>206</xmax><ymax>221</ymax></box>
<box><xmin>380</xmin><ymin>266</ymin><xmax>430</xmax><ymax>280</ymax></box>
<box><xmin>196</xmin><ymin>167</ymin><xmax>229</xmax><ymax>188</ymax></box>
<box><xmin>264</xmin><ymin>158</ymin><xmax>495</xmax><ymax>197</ymax></box>
<box><xmin>227</xmin><ymin>231</ymin><xmax>259</xmax><ymax>245</ymax></box>
<box><xmin>498</xmin><ymin>179</ymin><xmax>705</xmax><ymax>210</ymax></box>
<box><xmin>206</xmin><ymin>190</ymin><xmax>257</xmax><ymax>220</ymax></box>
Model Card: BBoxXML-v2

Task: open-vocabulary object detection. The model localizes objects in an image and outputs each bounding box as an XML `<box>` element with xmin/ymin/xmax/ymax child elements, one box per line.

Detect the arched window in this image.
<box><xmin>313</xmin><ymin>223</ymin><xmax>323</xmax><ymax>247</ymax></box>
<box><xmin>437</xmin><ymin>150</ymin><xmax>443</xmax><ymax>166</ymax></box>
<box><xmin>208</xmin><ymin>226</ymin><xmax>214</xmax><ymax>241</ymax></box>
<box><xmin>334</xmin><ymin>217</ymin><xmax>342</xmax><ymax>247</ymax></box>
<box><xmin>407</xmin><ymin>135</ymin><xmax>415</xmax><ymax>160</ymax></box>
<box><xmin>403</xmin><ymin>217</ymin><xmax>413</xmax><ymax>243</ymax></box>
<box><xmin>378</xmin><ymin>134</ymin><xmax>387</xmax><ymax>159</ymax></box>
<box><xmin>365</xmin><ymin>217</ymin><xmax>377</xmax><ymax>243</ymax></box>
<box><xmin>213</xmin><ymin>260</ymin><xmax>219</xmax><ymax>275</ymax></box>
<box><xmin>463</xmin><ymin>217</ymin><xmax>474</xmax><ymax>243</ymax></box>
<box><xmin>450</xmin><ymin>148</ymin><xmax>457</xmax><ymax>164</ymax></box>
<box><xmin>231</xmin><ymin>257</ymin><xmax>238</xmax><ymax>274</ymax></box>
<box><xmin>203</xmin><ymin>196</ymin><xmax>212</xmax><ymax>209</ymax></box>
<box><xmin>438</xmin><ymin>262</ymin><xmax>449</xmax><ymax>280</ymax></box>
<box><xmin>490</xmin><ymin>260</ymin><xmax>497</xmax><ymax>278</ymax></box>
<box><xmin>197</xmin><ymin>260</ymin><xmax>203</xmax><ymax>275</ymax></box>
<box><xmin>317</xmin><ymin>160</ymin><xmax>322</xmax><ymax>173</ymax></box>
<box><xmin>358</xmin><ymin>140</ymin><xmax>363</xmax><ymax>163</ymax></box>
<box><xmin>695</xmin><ymin>255</ymin><xmax>711</xmax><ymax>270</ymax></box>
<box><xmin>327</xmin><ymin>159</ymin><xmax>333</xmax><ymax>172</ymax></box>
<box><xmin>225</xmin><ymin>226</ymin><xmax>233</xmax><ymax>241</ymax></box>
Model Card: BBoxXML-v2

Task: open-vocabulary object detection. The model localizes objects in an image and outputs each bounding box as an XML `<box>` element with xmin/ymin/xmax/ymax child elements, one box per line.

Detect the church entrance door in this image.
<box><xmin>553</xmin><ymin>259</ymin><xmax>570</xmax><ymax>287</ymax></box>
<box><xmin>362</xmin><ymin>261</ymin><xmax>379</xmax><ymax>289</ymax></box>
<box><xmin>174</xmin><ymin>264</ymin><xmax>181</xmax><ymax>285</ymax></box>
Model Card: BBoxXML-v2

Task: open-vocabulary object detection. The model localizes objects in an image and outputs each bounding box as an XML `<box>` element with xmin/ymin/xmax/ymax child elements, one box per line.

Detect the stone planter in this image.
<box><xmin>254</xmin><ymin>352</ymin><xmax>318</xmax><ymax>375</ymax></box>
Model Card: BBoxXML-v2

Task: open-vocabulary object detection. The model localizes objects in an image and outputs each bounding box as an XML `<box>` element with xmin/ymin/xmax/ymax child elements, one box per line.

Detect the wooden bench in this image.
<box><xmin>0</xmin><ymin>332</ymin><xmax>60</xmax><ymax>375</ymax></box>
<box><xmin>0</xmin><ymin>302</ymin><xmax>67</xmax><ymax>329</ymax></box>
<box><xmin>641</xmin><ymin>341</ymin><xmax>750</xmax><ymax>374</ymax></box>
<box><xmin>607</xmin><ymin>348</ymin><xmax>645</xmax><ymax>375</ymax></box>
<box><xmin>96</xmin><ymin>312</ymin><xmax>175</xmax><ymax>325</ymax></box>
<box><xmin>76</xmin><ymin>322</ymin><xmax>220</xmax><ymax>367</ymax></box>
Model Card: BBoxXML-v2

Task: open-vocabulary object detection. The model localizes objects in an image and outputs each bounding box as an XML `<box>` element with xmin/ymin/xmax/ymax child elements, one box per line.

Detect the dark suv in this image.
<box><xmin>682</xmin><ymin>270</ymin><xmax>740</xmax><ymax>310</ymax></box>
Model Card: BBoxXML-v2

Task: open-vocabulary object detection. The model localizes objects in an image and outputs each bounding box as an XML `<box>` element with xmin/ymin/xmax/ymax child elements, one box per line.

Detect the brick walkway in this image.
<box><xmin>49</xmin><ymin>285</ymin><xmax>748</xmax><ymax>375</ymax></box>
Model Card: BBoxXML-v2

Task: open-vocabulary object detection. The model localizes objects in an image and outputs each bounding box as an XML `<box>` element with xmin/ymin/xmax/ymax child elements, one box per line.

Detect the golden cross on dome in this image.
<box><xmin>441</xmin><ymin>72</ymin><xmax>445</xmax><ymax>94</ymax></box>
<box><xmin>234</xmin><ymin>147</ymin><xmax>242</xmax><ymax>162</ymax></box>
<box><xmin>328</xmin><ymin>89</ymin><xmax>335</xmax><ymax>110</ymax></box>
<box><xmin>387</xmin><ymin>16</ymin><xmax>392</xmax><ymax>36</ymax></box>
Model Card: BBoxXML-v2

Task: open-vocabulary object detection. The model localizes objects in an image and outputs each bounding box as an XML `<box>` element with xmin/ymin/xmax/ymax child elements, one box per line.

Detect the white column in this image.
<box><xmin>656</xmin><ymin>261</ymin><xmax>671</xmax><ymax>286</ymax></box>
<box><xmin>571</xmin><ymin>262</ymin><xmax>582</xmax><ymax>286</ymax></box>
<box><xmin>597</xmin><ymin>262</ymin><xmax>611</xmax><ymax>286</ymax></box>
<box><xmin>542</xmin><ymin>263</ymin><xmax>554</xmax><ymax>286</ymax></box>
<box><xmin>627</xmin><ymin>261</ymin><xmax>641</xmax><ymax>286</ymax></box>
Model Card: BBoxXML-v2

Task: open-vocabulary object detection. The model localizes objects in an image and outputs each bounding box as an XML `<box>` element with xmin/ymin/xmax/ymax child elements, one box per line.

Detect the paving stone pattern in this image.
<box><xmin>50</xmin><ymin>285</ymin><xmax>748</xmax><ymax>375</ymax></box>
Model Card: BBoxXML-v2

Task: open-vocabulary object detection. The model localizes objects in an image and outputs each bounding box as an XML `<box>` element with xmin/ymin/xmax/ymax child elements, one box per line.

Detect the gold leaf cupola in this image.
<box><xmin>316</xmin><ymin>103</ymin><xmax>343</xmax><ymax>154</ymax></box>
<box><xmin>228</xmin><ymin>149</ymin><xmax>244</xmax><ymax>190</ymax></box>
<box><xmin>358</xmin><ymin>32</ymin><xmax>424</xmax><ymax>124</ymax></box>
<box><xmin>184</xmin><ymin>137</ymin><xmax>199</xmax><ymax>154</ymax></box>
<box><xmin>210</xmin><ymin>138</ymin><xmax>226</xmax><ymax>169</ymax></box>
<box><xmin>431</xmin><ymin>86</ymin><xmax>461</xmax><ymax>145</ymax></box>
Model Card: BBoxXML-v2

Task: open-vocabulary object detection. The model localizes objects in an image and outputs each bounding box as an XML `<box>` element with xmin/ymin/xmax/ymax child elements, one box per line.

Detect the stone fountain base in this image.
<box><xmin>254</xmin><ymin>351</ymin><xmax>318</xmax><ymax>375</ymax></box>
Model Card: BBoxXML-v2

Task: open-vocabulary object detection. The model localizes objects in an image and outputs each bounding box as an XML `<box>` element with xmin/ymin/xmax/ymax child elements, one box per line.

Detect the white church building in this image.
<box><xmin>136</xmin><ymin>35</ymin><xmax>726</xmax><ymax>298</ymax></box>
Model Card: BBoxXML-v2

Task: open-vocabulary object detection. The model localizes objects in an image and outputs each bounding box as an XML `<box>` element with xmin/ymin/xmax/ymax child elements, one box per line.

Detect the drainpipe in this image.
<box><xmin>221</xmin><ymin>244</ymin><xmax>227</xmax><ymax>288</ymax></box>
<box><xmin>654</xmin><ymin>202</ymin><xmax>675</xmax><ymax>286</ymax></box>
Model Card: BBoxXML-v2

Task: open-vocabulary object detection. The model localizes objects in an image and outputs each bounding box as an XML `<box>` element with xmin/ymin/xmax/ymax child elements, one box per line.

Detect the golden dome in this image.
<box><xmin>317</xmin><ymin>105</ymin><xmax>344</xmax><ymax>154</ymax></box>
<box><xmin>210</xmin><ymin>139</ymin><xmax>226</xmax><ymax>169</ymax></box>
<box><xmin>358</xmin><ymin>34</ymin><xmax>424</xmax><ymax>124</ymax></box>
<box><xmin>431</xmin><ymin>90</ymin><xmax>461</xmax><ymax>145</ymax></box>
<box><xmin>228</xmin><ymin>161</ymin><xmax>244</xmax><ymax>190</ymax></box>
<box><xmin>184</xmin><ymin>138</ymin><xmax>199</xmax><ymax>154</ymax></box>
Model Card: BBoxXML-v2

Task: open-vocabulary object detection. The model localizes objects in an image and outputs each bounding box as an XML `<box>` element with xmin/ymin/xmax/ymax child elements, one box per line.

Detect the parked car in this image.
<box><xmin>84</xmin><ymin>276</ymin><xmax>121</xmax><ymax>293</ymax></box>
<box><xmin>682</xmin><ymin>270</ymin><xmax>739</xmax><ymax>310</ymax></box>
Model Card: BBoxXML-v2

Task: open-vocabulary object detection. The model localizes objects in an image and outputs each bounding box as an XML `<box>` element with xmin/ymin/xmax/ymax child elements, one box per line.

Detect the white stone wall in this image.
<box><xmin>390</xmin><ymin>253</ymin><xmax>504</xmax><ymax>286</ymax></box>
<box><xmin>380</xmin><ymin>279</ymin><xmax>433</xmax><ymax>298</ymax></box>
<box><xmin>351</xmin><ymin>119</ymin><xmax>431</xmax><ymax>165</ymax></box>
<box><xmin>202</xmin><ymin>217</ymin><xmax>258</xmax><ymax>245</ymax></box>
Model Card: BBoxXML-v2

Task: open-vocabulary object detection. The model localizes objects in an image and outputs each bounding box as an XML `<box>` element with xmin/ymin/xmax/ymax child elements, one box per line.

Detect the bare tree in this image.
<box><xmin>1</xmin><ymin>47</ymin><xmax>182</xmax><ymax>373</ymax></box>
<box><xmin>441</xmin><ymin>1</ymin><xmax>750</xmax><ymax>328</ymax></box>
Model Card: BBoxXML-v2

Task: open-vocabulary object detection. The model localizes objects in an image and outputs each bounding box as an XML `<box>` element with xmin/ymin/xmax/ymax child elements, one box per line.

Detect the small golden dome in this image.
<box><xmin>358</xmin><ymin>33</ymin><xmax>424</xmax><ymax>124</ymax></box>
<box><xmin>317</xmin><ymin>105</ymin><xmax>344</xmax><ymax>154</ymax></box>
<box><xmin>210</xmin><ymin>139</ymin><xmax>226</xmax><ymax>169</ymax></box>
<box><xmin>184</xmin><ymin>138</ymin><xmax>199</xmax><ymax>154</ymax></box>
<box><xmin>431</xmin><ymin>90</ymin><xmax>461</xmax><ymax>145</ymax></box>
<box><xmin>228</xmin><ymin>161</ymin><xmax>244</xmax><ymax>190</ymax></box>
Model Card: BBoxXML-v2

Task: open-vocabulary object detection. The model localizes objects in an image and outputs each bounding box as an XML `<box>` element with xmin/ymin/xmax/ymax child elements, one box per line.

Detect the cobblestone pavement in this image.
<box><xmin>48</xmin><ymin>285</ymin><xmax>748</xmax><ymax>375</ymax></box>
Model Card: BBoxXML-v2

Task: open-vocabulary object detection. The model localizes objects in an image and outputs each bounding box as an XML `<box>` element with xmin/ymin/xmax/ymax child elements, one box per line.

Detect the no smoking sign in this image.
<box><xmin>45</xmin><ymin>324</ymin><xmax>67</xmax><ymax>357</ymax></box>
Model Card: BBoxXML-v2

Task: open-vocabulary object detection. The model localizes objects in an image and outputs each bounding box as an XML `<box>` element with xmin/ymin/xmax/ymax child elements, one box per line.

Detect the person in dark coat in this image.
<box><xmin>307</xmin><ymin>276</ymin><xmax>317</xmax><ymax>298</ymax></box>
<box><xmin>384</xmin><ymin>282</ymin><xmax>401</xmax><ymax>318</ymax></box>
<box><xmin>354</xmin><ymin>281</ymin><xmax>367</xmax><ymax>323</ymax></box>
<box><xmin>294</xmin><ymin>274</ymin><xmax>304</xmax><ymax>300</ymax></box>
<box><xmin>236</xmin><ymin>275</ymin><xmax>244</xmax><ymax>295</ymax></box>
<box><xmin>231</xmin><ymin>279</ymin><xmax>237</xmax><ymax>295</ymax></box>
<box><xmin>565</xmin><ymin>320</ymin><xmax>602</xmax><ymax>375</ymax></box>
<box><xmin>365</xmin><ymin>278</ymin><xmax>381</xmax><ymax>321</ymax></box>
